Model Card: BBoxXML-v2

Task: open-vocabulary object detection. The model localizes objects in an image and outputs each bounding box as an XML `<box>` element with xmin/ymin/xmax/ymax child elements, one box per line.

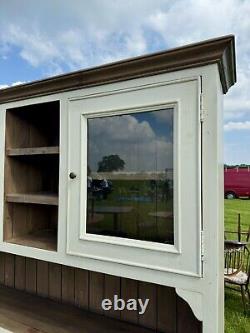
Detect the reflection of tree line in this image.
<box><xmin>88</xmin><ymin>154</ymin><xmax>173</xmax><ymax>202</ymax></box>
<box><xmin>97</xmin><ymin>154</ymin><xmax>125</xmax><ymax>172</ymax></box>
<box><xmin>88</xmin><ymin>154</ymin><xmax>173</xmax><ymax>179</ymax></box>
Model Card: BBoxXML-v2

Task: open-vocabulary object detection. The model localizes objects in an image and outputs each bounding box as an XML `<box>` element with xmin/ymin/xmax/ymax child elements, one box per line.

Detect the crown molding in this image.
<box><xmin>0</xmin><ymin>35</ymin><xmax>236</xmax><ymax>103</ymax></box>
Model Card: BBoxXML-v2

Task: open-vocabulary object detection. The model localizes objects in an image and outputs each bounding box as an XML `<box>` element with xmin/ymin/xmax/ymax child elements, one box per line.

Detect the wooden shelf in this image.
<box><xmin>6</xmin><ymin>193</ymin><xmax>58</xmax><ymax>206</ymax></box>
<box><xmin>4</xmin><ymin>102</ymin><xmax>59</xmax><ymax>251</ymax></box>
<box><xmin>6</xmin><ymin>146</ymin><xmax>59</xmax><ymax>156</ymax></box>
<box><xmin>7</xmin><ymin>229</ymin><xmax>57</xmax><ymax>251</ymax></box>
<box><xmin>0</xmin><ymin>285</ymin><xmax>153</xmax><ymax>333</ymax></box>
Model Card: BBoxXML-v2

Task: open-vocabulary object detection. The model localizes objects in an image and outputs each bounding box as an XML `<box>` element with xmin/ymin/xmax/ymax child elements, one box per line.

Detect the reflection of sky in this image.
<box><xmin>88</xmin><ymin>109</ymin><xmax>173</xmax><ymax>172</ymax></box>
<box><xmin>135</xmin><ymin>109</ymin><xmax>173</xmax><ymax>140</ymax></box>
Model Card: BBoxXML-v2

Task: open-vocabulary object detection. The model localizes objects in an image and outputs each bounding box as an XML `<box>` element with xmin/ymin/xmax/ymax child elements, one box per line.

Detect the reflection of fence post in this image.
<box><xmin>238</xmin><ymin>213</ymin><xmax>241</xmax><ymax>242</ymax></box>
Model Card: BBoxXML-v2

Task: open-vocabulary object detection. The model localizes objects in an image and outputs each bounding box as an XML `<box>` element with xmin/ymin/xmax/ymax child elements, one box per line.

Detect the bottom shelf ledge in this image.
<box><xmin>6</xmin><ymin>229</ymin><xmax>57</xmax><ymax>251</ymax></box>
<box><xmin>0</xmin><ymin>285</ymin><xmax>154</xmax><ymax>333</ymax></box>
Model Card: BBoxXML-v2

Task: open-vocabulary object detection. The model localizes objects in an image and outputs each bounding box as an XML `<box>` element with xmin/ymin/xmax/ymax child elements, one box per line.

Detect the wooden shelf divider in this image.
<box><xmin>6</xmin><ymin>146</ymin><xmax>59</xmax><ymax>156</ymax></box>
<box><xmin>6</xmin><ymin>193</ymin><xmax>58</xmax><ymax>206</ymax></box>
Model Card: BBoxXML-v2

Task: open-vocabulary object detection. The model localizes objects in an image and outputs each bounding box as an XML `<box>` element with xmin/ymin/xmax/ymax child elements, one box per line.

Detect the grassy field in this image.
<box><xmin>224</xmin><ymin>199</ymin><xmax>250</xmax><ymax>333</ymax></box>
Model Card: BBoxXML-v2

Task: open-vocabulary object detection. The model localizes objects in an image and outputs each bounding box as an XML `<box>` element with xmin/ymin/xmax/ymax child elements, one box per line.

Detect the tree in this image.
<box><xmin>97</xmin><ymin>154</ymin><xmax>125</xmax><ymax>172</ymax></box>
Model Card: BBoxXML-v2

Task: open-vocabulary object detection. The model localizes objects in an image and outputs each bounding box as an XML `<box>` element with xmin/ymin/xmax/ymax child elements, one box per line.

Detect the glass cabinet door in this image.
<box><xmin>67</xmin><ymin>75</ymin><xmax>202</xmax><ymax>279</ymax></box>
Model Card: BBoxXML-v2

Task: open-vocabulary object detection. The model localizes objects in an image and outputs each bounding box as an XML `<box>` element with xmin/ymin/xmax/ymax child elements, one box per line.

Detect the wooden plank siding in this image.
<box><xmin>0</xmin><ymin>252</ymin><xmax>202</xmax><ymax>333</ymax></box>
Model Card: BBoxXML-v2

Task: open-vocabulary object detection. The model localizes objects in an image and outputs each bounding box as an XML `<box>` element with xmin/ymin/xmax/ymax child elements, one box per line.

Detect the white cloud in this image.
<box><xmin>224</xmin><ymin>121</ymin><xmax>250</xmax><ymax>131</ymax></box>
<box><xmin>0</xmin><ymin>84</ymin><xmax>8</xmax><ymax>90</ymax></box>
<box><xmin>0</xmin><ymin>0</ymin><xmax>164</xmax><ymax>74</ymax></box>
<box><xmin>0</xmin><ymin>81</ymin><xmax>26</xmax><ymax>90</ymax></box>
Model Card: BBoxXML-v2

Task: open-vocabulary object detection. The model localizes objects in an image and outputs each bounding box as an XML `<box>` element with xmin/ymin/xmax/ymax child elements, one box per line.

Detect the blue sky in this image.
<box><xmin>0</xmin><ymin>0</ymin><xmax>250</xmax><ymax>165</ymax></box>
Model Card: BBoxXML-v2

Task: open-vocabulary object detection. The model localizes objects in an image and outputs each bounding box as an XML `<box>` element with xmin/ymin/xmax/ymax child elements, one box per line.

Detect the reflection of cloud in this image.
<box><xmin>153</xmin><ymin>108</ymin><xmax>173</xmax><ymax>123</ymax></box>
<box><xmin>88</xmin><ymin>111</ymin><xmax>173</xmax><ymax>172</ymax></box>
<box><xmin>89</xmin><ymin>115</ymin><xmax>155</xmax><ymax>143</ymax></box>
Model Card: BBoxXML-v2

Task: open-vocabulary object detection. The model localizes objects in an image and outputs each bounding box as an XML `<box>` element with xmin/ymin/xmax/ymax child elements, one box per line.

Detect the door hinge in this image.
<box><xmin>200</xmin><ymin>93</ymin><xmax>205</xmax><ymax>122</ymax></box>
<box><xmin>201</xmin><ymin>230</ymin><xmax>204</xmax><ymax>261</ymax></box>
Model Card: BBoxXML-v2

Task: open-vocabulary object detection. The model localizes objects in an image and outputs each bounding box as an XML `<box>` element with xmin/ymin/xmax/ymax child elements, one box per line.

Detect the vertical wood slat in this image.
<box><xmin>0</xmin><ymin>252</ymin><xmax>5</xmax><ymax>284</ymax></box>
<box><xmin>157</xmin><ymin>285</ymin><xmax>177</xmax><ymax>333</ymax></box>
<box><xmin>89</xmin><ymin>271</ymin><xmax>104</xmax><ymax>314</ymax></box>
<box><xmin>15</xmin><ymin>255</ymin><xmax>26</xmax><ymax>291</ymax></box>
<box><xmin>37</xmin><ymin>260</ymin><xmax>49</xmax><ymax>298</ymax></box>
<box><xmin>120</xmin><ymin>278</ymin><xmax>138</xmax><ymax>324</ymax></box>
<box><xmin>62</xmin><ymin>266</ymin><xmax>75</xmax><ymax>305</ymax></box>
<box><xmin>104</xmin><ymin>274</ymin><xmax>121</xmax><ymax>319</ymax></box>
<box><xmin>25</xmin><ymin>258</ymin><xmax>37</xmax><ymax>294</ymax></box>
<box><xmin>4</xmin><ymin>253</ymin><xmax>15</xmax><ymax>288</ymax></box>
<box><xmin>177</xmin><ymin>296</ymin><xmax>202</xmax><ymax>333</ymax></box>
<box><xmin>138</xmin><ymin>281</ymin><xmax>157</xmax><ymax>330</ymax></box>
<box><xmin>74</xmin><ymin>268</ymin><xmax>89</xmax><ymax>309</ymax></box>
<box><xmin>49</xmin><ymin>263</ymin><xmax>62</xmax><ymax>301</ymax></box>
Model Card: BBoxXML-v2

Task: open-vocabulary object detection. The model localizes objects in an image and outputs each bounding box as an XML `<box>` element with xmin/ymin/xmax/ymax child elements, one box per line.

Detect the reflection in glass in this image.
<box><xmin>86</xmin><ymin>109</ymin><xmax>174</xmax><ymax>244</ymax></box>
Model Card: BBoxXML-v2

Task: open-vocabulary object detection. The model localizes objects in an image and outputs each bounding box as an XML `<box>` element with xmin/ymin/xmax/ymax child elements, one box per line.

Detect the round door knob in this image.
<box><xmin>69</xmin><ymin>172</ymin><xmax>77</xmax><ymax>179</ymax></box>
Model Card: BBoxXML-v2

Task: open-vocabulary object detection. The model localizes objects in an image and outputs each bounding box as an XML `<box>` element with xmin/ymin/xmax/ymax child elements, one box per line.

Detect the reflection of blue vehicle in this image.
<box><xmin>88</xmin><ymin>177</ymin><xmax>112</xmax><ymax>199</ymax></box>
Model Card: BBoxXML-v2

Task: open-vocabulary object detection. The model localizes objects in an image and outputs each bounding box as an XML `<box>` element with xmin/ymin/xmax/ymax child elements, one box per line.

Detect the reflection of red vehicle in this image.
<box><xmin>224</xmin><ymin>168</ymin><xmax>250</xmax><ymax>199</ymax></box>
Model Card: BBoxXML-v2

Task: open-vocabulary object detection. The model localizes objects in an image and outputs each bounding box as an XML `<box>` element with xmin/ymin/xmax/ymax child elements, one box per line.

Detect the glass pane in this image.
<box><xmin>86</xmin><ymin>108</ymin><xmax>174</xmax><ymax>244</ymax></box>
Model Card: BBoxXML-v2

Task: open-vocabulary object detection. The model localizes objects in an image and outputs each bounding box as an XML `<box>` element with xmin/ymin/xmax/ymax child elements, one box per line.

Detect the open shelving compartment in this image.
<box><xmin>3</xmin><ymin>101</ymin><xmax>60</xmax><ymax>251</ymax></box>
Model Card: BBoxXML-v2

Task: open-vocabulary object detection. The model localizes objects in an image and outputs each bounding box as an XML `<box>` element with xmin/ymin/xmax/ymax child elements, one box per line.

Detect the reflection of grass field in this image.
<box><xmin>224</xmin><ymin>199</ymin><xmax>250</xmax><ymax>332</ymax></box>
<box><xmin>87</xmin><ymin>179</ymin><xmax>174</xmax><ymax>243</ymax></box>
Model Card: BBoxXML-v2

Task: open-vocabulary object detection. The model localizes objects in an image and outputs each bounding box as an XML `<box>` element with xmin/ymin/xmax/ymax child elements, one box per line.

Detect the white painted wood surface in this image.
<box><xmin>67</xmin><ymin>75</ymin><xmax>202</xmax><ymax>278</ymax></box>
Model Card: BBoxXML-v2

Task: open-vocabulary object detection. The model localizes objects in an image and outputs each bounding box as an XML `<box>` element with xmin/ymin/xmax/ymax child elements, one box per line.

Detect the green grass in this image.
<box><xmin>225</xmin><ymin>199</ymin><xmax>250</xmax><ymax>238</ymax></box>
<box><xmin>224</xmin><ymin>199</ymin><xmax>250</xmax><ymax>333</ymax></box>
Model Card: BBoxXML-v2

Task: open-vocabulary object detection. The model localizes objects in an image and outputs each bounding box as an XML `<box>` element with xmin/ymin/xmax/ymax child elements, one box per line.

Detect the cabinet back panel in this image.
<box><xmin>5</xmin><ymin>101</ymin><xmax>59</xmax><ymax>148</ymax></box>
<box><xmin>4</xmin><ymin>204</ymin><xmax>58</xmax><ymax>240</ymax></box>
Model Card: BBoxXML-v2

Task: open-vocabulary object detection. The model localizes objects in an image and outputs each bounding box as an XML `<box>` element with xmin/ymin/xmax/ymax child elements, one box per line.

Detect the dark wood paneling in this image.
<box><xmin>89</xmin><ymin>271</ymin><xmax>104</xmax><ymax>314</ymax></box>
<box><xmin>177</xmin><ymin>296</ymin><xmax>202</xmax><ymax>333</ymax></box>
<box><xmin>14</xmin><ymin>256</ymin><xmax>26</xmax><ymax>291</ymax></box>
<box><xmin>49</xmin><ymin>262</ymin><xmax>62</xmax><ymax>301</ymax></box>
<box><xmin>157</xmin><ymin>285</ymin><xmax>177</xmax><ymax>333</ymax></box>
<box><xmin>4</xmin><ymin>253</ymin><xmax>15</xmax><ymax>287</ymax></box>
<box><xmin>62</xmin><ymin>266</ymin><xmax>75</xmax><ymax>305</ymax></box>
<box><xmin>104</xmin><ymin>274</ymin><xmax>121</xmax><ymax>319</ymax></box>
<box><xmin>121</xmin><ymin>277</ymin><xmax>138</xmax><ymax>324</ymax></box>
<box><xmin>0</xmin><ymin>252</ymin><xmax>202</xmax><ymax>333</ymax></box>
<box><xmin>139</xmin><ymin>281</ymin><xmax>157</xmax><ymax>330</ymax></box>
<box><xmin>0</xmin><ymin>252</ymin><xmax>5</xmax><ymax>284</ymax></box>
<box><xmin>74</xmin><ymin>268</ymin><xmax>89</xmax><ymax>309</ymax></box>
<box><xmin>25</xmin><ymin>258</ymin><xmax>37</xmax><ymax>293</ymax></box>
<box><xmin>37</xmin><ymin>260</ymin><xmax>49</xmax><ymax>297</ymax></box>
